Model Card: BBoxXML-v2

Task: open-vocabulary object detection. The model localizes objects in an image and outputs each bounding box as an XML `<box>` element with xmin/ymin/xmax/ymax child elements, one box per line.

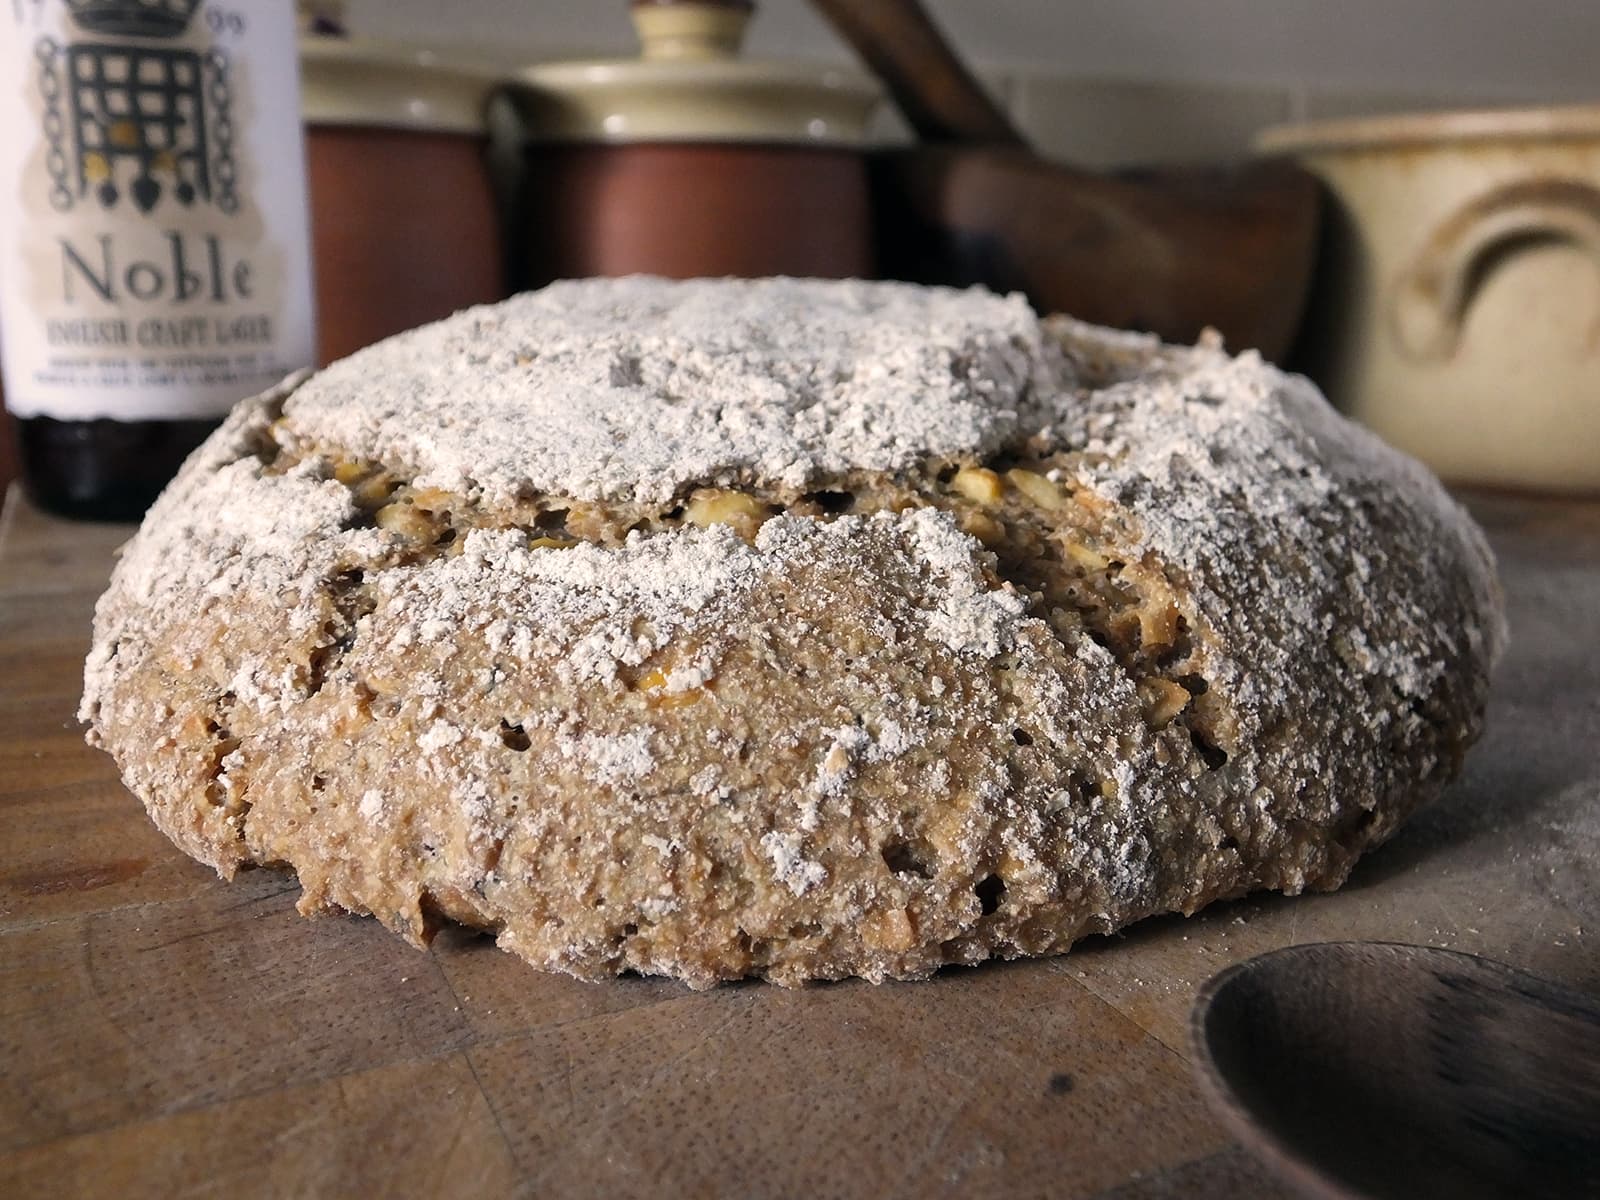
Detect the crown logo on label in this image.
<box><xmin>66</xmin><ymin>0</ymin><xmax>202</xmax><ymax>39</ymax></box>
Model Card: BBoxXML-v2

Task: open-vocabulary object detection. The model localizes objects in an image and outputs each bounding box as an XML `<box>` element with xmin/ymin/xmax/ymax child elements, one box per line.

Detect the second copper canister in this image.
<box><xmin>506</xmin><ymin>1</ymin><xmax>881</xmax><ymax>286</ymax></box>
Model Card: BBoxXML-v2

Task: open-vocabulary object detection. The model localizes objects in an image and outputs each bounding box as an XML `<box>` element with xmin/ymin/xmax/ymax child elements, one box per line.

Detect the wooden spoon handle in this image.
<box><xmin>810</xmin><ymin>0</ymin><xmax>1026</xmax><ymax>147</ymax></box>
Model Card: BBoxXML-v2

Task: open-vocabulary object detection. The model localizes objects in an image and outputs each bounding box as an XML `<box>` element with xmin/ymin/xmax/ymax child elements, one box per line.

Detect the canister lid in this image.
<box><xmin>298</xmin><ymin>2</ymin><xmax>499</xmax><ymax>134</ymax></box>
<box><xmin>509</xmin><ymin>0</ymin><xmax>881</xmax><ymax>146</ymax></box>
<box><xmin>1257</xmin><ymin>103</ymin><xmax>1600</xmax><ymax>156</ymax></box>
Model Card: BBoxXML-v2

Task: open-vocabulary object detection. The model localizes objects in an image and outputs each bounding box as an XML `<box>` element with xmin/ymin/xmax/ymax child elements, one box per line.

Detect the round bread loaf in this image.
<box><xmin>81</xmin><ymin>277</ymin><xmax>1504</xmax><ymax>988</ymax></box>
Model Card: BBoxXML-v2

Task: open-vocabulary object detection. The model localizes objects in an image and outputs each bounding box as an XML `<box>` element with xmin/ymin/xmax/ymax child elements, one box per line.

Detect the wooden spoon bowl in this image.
<box><xmin>812</xmin><ymin>0</ymin><xmax>1322</xmax><ymax>360</ymax></box>
<box><xmin>1191</xmin><ymin>942</ymin><xmax>1600</xmax><ymax>1199</ymax></box>
<box><xmin>868</xmin><ymin>146</ymin><xmax>1319</xmax><ymax>359</ymax></box>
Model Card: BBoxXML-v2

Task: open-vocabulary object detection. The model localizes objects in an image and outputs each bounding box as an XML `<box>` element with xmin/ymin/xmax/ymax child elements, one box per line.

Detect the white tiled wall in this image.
<box><xmin>342</xmin><ymin>0</ymin><xmax>1589</xmax><ymax>168</ymax></box>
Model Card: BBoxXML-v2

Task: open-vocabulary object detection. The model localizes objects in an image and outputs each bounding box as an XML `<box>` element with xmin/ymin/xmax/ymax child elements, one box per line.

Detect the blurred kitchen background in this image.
<box><xmin>351</xmin><ymin>0</ymin><xmax>1598</xmax><ymax>162</ymax></box>
<box><xmin>4</xmin><ymin>0</ymin><xmax>1598</xmax><ymax>508</ymax></box>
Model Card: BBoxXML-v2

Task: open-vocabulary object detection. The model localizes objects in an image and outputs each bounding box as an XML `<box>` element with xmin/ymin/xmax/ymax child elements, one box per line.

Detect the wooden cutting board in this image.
<box><xmin>3</xmin><ymin>488</ymin><xmax>1598</xmax><ymax>1199</ymax></box>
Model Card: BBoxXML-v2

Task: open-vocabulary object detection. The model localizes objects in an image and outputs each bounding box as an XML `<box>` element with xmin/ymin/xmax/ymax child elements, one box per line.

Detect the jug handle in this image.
<box><xmin>1390</xmin><ymin>177</ymin><xmax>1600</xmax><ymax>361</ymax></box>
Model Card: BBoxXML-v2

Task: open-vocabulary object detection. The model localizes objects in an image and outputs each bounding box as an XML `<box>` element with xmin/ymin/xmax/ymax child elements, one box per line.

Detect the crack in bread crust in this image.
<box><xmin>268</xmin><ymin>412</ymin><xmax>1230</xmax><ymax>750</ymax></box>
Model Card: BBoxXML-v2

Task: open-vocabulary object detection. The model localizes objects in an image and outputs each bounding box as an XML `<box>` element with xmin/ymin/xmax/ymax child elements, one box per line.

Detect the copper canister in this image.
<box><xmin>506</xmin><ymin>0</ymin><xmax>881</xmax><ymax>286</ymax></box>
<box><xmin>301</xmin><ymin>34</ymin><xmax>506</xmax><ymax>364</ymax></box>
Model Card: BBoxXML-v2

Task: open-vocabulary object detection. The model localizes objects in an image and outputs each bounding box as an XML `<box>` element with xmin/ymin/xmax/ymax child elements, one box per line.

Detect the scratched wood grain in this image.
<box><xmin>2</xmin><ymin>487</ymin><xmax>1597</xmax><ymax>1200</ymax></box>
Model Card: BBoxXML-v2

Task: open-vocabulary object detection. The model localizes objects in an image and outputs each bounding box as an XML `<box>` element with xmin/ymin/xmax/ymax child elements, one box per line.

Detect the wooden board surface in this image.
<box><xmin>3</xmin><ymin>489</ymin><xmax>1598</xmax><ymax>1200</ymax></box>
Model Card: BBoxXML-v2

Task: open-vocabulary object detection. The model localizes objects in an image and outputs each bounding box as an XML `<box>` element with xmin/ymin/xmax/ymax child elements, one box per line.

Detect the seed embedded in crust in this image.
<box><xmin>1140</xmin><ymin>678</ymin><xmax>1192</xmax><ymax>727</ymax></box>
<box><xmin>862</xmin><ymin>906</ymin><xmax>917</xmax><ymax>951</ymax></box>
<box><xmin>352</xmin><ymin>473</ymin><xmax>399</xmax><ymax>510</ymax></box>
<box><xmin>374</xmin><ymin>501</ymin><xmax>436</xmax><ymax>542</ymax></box>
<box><xmin>1006</xmin><ymin>468</ymin><xmax>1065</xmax><ymax>509</ymax></box>
<box><xmin>957</xmin><ymin>510</ymin><xmax>1005</xmax><ymax>546</ymax></box>
<box><xmin>685</xmin><ymin>489</ymin><xmax>771</xmax><ymax>538</ymax></box>
<box><xmin>951</xmin><ymin>466</ymin><xmax>1003</xmax><ymax>505</ymax></box>
<box><xmin>1060</xmin><ymin>537</ymin><xmax>1109</xmax><ymax>571</ymax></box>
<box><xmin>1138</xmin><ymin>599</ymin><xmax>1181</xmax><ymax>651</ymax></box>
<box><xmin>409</xmin><ymin>486</ymin><xmax>454</xmax><ymax>513</ymax></box>
<box><xmin>633</xmin><ymin>667</ymin><xmax>700</xmax><ymax>708</ymax></box>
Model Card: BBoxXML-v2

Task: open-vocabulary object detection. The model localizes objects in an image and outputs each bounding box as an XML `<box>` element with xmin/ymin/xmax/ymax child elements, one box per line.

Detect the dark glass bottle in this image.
<box><xmin>1</xmin><ymin>0</ymin><xmax>314</xmax><ymax>521</ymax></box>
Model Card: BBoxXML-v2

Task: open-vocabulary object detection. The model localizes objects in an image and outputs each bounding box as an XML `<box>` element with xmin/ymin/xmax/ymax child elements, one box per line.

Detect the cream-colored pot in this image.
<box><xmin>1258</xmin><ymin>107</ymin><xmax>1600</xmax><ymax>492</ymax></box>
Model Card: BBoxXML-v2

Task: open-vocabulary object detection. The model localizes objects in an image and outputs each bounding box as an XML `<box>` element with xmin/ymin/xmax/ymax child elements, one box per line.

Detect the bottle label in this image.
<box><xmin>0</xmin><ymin>0</ymin><xmax>314</xmax><ymax>420</ymax></box>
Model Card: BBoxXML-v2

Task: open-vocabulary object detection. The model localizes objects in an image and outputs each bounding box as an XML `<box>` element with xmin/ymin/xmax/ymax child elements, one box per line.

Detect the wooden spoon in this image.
<box><xmin>812</xmin><ymin>0</ymin><xmax>1321</xmax><ymax>360</ymax></box>
<box><xmin>1191</xmin><ymin>942</ymin><xmax>1600</xmax><ymax>1200</ymax></box>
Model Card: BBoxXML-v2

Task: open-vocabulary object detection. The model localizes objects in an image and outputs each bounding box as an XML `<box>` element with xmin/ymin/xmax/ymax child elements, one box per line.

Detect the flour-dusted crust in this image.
<box><xmin>81</xmin><ymin>278</ymin><xmax>1504</xmax><ymax>988</ymax></box>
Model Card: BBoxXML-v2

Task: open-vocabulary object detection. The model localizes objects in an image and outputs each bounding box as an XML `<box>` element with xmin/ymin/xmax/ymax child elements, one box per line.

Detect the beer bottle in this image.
<box><xmin>0</xmin><ymin>0</ymin><xmax>314</xmax><ymax>520</ymax></box>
